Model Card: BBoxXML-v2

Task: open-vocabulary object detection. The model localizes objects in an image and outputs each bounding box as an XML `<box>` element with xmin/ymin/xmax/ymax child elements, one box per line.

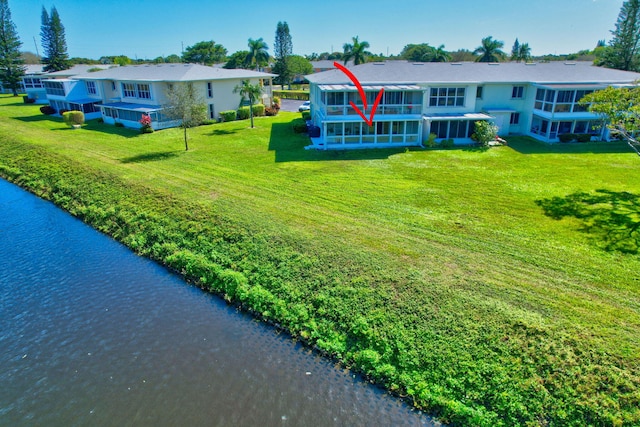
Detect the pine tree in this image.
<box><xmin>41</xmin><ymin>6</ymin><xmax>70</xmax><ymax>72</ymax></box>
<box><xmin>0</xmin><ymin>0</ymin><xmax>24</xmax><ymax>95</ymax></box>
<box><xmin>510</xmin><ymin>38</ymin><xmax>520</xmax><ymax>61</ymax></box>
<box><xmin>274</xmin><ymin>21</ymin><xmax>292</xmax><ymax>89</ymax></box>
<box><xmin>601</xmin><ymin>0</ymin><xmax>640</xmax><ymax>71</ymax></box>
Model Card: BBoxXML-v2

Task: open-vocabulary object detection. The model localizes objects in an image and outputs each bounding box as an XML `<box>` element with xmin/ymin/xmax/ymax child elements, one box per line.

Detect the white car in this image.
<box><xmin>298</xmin><ymin>101</ymin><xmax>310</xmax><ymax>112</ymax></box>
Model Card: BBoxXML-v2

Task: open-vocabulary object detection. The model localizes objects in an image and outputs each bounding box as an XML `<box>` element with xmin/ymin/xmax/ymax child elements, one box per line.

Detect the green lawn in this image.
<box><xmin>1</xmin><ymin>95</ymin><xmax>639</xmax><ymax>426</ymax></box>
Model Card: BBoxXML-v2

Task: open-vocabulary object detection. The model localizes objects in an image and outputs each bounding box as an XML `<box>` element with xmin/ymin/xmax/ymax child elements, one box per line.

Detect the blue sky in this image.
<box><xmin>10</xmin><ymin>0</ymin><xmax>622</xmax><ymax>60</ymax></box>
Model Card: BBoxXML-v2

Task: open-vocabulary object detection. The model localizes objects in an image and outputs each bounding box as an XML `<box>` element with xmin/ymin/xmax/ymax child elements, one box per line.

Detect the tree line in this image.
<box><xmin>2</xmin><ymin>0</ymin><xmax>640</xmax><ymax>97</ymax></box>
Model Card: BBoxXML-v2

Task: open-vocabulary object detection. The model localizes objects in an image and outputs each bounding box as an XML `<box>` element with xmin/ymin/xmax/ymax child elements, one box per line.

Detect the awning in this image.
<box><xmin>318</xmin><ymin>84</ymin><xmax>422</xmax><ymax>91</ymax></box>
<box><xmin>100</xmin><ymin>102</ymin><xmax>162</xmax><ymax>112</ymax></box>
<box><xmin>533</xmin><ymin>84</ymin><xmax>606</xmax><ymax>90</ymax></box>
<box><xmin>423</xmin><ymin>112</ymin><xmax>493</xmax><ymax>121</ymax></box>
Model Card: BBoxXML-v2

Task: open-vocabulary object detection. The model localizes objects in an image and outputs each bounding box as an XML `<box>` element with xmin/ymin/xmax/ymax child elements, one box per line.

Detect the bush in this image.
<box><xmin>219</xmin><ymin>110</ymin><xmax>237</xmax><ymax>122</ymax></box>
<box><xmin>301</xmin><ymin>111</ymin><xmax>311</xmax><ymax>121</ymax></box>
<box><xmin>201</xmin><ymin>119</ymin><xmax>217</xmax><ymax>125</ymax></box>
<box><xmin>115</xmin><ymin>122</ymin><xmax>125</xmax><ymax>127</ymax></box>
<box><xmin>439</xmin><ymin>138</ymin><xmax>455</xmax><ymax>148</ymax></box>
<box><xmin>252</xmin><ymin>104</ymin><xmax>265</xmax><ymax>117</ymax></box>
<box><xmin>473</xmin><ymin>121</ymin><xmax>499</xmax><ymax>147</ymax></box>
<box><xmin>559</xmin><ymin>133</ymin><xmax>577</xmax><ymax>143</ymax></box>
<box><xmin>237</xmin><ymin>106</ymin><xmax>251</xmax><ymax>120</ymax></box>
<box><xmin>577</xmin><ymin>133</ymin><xmax>592</xmax><ymax>143</ymax></box>
<box><xmin>63</xmin><ymin>110</ymin><xmax>85</xmax><ymax>127</ymax></box>
<box><xmin>141</xmin><ymin>126</ymin><xmax>154</xmax><ymax>134</ymax></box>
<box><xmin>23</xmin><ymin>96</ymin><xmax>36</xmax><ymax>104</ymax></box>
<box><xmin>265</xmin><ymin>106</ymin><xmax>279</xmax><ymax>116</ymax></box>
<box><xmin>272</xmin><ymin>96</ymin><xmax>281</xmax><ymax>107</ymax></box>
<box><xmin>273</xmin><ymin>90</ymin><xmax>309</xmax><ymax>100</ymax></box>
<box><xmin>424</xmin><ymin>133</ymin><xmax>438</xmax><ymax>148</ymax></box>
<box><xmin>40</xmin><ymin>105</ymin><xmax>56</xmax><ymax>115</ymax></box>
<box><xmin>291</xmin><ymin>118</ymin><xmax>308</xmax><ymax>133</ymax></box>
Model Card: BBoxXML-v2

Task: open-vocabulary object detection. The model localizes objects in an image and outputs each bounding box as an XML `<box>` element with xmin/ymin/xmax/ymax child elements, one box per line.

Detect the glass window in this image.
<box><xmin>512</xmin><ymin>86</ymin><xmax>524</xmax><ymax>99</ymax></box>
<box><xmin>44</xmin><ymin>81</ymin><xmax>65</xmax><ymax>96</ymax></box>
<box><xmin>327</xmin><ymin>92</ymin><xmax>344</xmax><ymax>106</ymax></box>
<box><xmin>510</xmin><ymin>112</ymin><xmax>520</xmax><ymax>125</ymax></box>
<box><xmin>476</xmin><ymin>86</ymin><xmax>483</xmax><ymax>98</ymax></box>
<box><xmin>122</xmin><ymin>83</ymin><xmax>136</xmax><ymax>98</ymax></box>
<box><xmin>207</xmin><ymin>82</ymin><xmax>213</xmax><ymax>98</ymax></box>
<box><xmin>86</xmin><ymin>81</ymin><xmax>97</xmax><ymax>95</ymax></box>
<box><xmin>137</xmin><ymin>83</ymin><xmax>151</xmax><ymax>99</ymax></box>
<box><xmin>429</xmin><ymin>87</ymin><xmax>465</xmax><ymax>108</ymax></box>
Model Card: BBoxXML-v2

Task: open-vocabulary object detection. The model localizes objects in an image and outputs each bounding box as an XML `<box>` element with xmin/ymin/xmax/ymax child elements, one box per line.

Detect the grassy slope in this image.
<box><xmin>1</xmin><ymin>96</ymin><xmax>639</xmax><ymax>426</ymax></box>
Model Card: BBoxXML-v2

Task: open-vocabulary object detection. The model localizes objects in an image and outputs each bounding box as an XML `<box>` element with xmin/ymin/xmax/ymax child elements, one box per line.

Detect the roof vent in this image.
<box><xmin>564</xmin><ymin>62</ymin><xmax>576</xmax><ymax>65</ymax></box>
<box><xmin>450</xmin><ymin>63</ymin><xmax>462</xmax><ymax>66</ymax></box>
<box><xmin>488</xmin><ymin>62</ymin><xmax>500</xmax><ymax>66</ymax></box>
<box><xmin>525</xmin><ymin>62</ymin><xmax>536</xmax><ymax>65</ymax></box>
<box><xmin>412</xmin><ymin>62</ymin><xmax>425</xmax><ymax>65</ymax></box>
<box><xmin>373</xmin><ymin>62</ymin><xmax>385</xmax><ymax>65</ymax></box>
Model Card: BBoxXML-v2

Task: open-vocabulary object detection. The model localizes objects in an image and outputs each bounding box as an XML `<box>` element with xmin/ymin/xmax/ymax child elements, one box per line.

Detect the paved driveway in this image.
<box><xmin>280</xmin><ymin>99</ymin><xmax>307</xmax><ymax>113</ymax></box>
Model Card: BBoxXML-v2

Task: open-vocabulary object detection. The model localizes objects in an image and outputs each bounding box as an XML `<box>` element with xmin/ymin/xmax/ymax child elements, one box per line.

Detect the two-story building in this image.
<box><xmin>305</xmin><ymin>61</ymin><xmax>640</xmax><ymax>149</ymax></box>
<box><xmin>42</xmin><ymin>63</ymin><xmax>275</xmax><ymax>130</ymax></box>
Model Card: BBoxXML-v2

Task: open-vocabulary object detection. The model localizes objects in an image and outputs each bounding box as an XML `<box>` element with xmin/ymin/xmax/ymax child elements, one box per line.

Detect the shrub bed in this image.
<box><xmin>219</xmin><ymin>110</ymin><xmax>237</xmax><ymax>122</ymax></box>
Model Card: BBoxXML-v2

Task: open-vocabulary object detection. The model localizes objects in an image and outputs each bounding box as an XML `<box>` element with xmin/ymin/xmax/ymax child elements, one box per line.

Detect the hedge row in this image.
<box><xmin>219</xmin><ymin>104</ymin><xmax>267</xmax><ymax>122</ymax></box>
<box><xmin>273</xmin><ymin>90</ymin><xmax>309</xmax><ymax>100</ymax></box>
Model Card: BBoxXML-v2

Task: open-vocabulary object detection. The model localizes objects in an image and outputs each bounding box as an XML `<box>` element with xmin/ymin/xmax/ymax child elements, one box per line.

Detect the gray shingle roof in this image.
<box><xmin>74</xmin><ymin>63</ymin><xmax>276</xmax><ymax>82</ymax></box>
<box><xmin>305</xmin><ymin>61</ymin><xmax>640</xmax><ymax>85</ymax></box>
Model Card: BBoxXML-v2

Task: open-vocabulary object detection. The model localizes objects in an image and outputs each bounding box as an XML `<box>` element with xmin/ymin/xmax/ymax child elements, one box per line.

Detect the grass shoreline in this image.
<box><xmin>1</xmin><ymin>95</ymin><xmax>639</xmax><ymax>426</ymax></box>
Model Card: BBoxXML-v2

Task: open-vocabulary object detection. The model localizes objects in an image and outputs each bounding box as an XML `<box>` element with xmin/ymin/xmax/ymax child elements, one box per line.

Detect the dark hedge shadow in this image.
<box><xmin>536</xmin><ymin>190</ymin><xmax>640</xmax><ymax>254</ymax></box>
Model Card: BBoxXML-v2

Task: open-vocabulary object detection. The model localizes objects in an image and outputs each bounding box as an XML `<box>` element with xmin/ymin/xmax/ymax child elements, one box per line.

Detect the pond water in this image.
<box><xmin>0</xmin><ymin>178</ymin><xmax>437</xmax><ymax>426</ymax></box>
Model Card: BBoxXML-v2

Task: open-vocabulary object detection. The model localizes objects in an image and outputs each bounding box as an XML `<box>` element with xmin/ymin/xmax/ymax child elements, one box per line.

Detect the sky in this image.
<box><xmin>9</xmin><ymin>0</ymin><xmax>623</xmax><ymax>60</ymax></box>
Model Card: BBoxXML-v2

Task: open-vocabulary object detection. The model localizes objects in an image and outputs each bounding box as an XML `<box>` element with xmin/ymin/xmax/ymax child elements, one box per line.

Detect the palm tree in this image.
<box><xmin>518</xmin><ymin>43</ymin><xmax>532</xmax><ymax>63</ymax></box>
<box><xmin>342</xmin><ymin>36</ymin><xmax>370</xmax><ymax>65</ymax></box>
<box><xmin>247</xmin><ymin>37</ymin><xmax>269</xmax><ymax>71</ymax></box>
<box><xmin>233</xmin><ymin>80</ymin><xmax>263</xmax><ymax>128</ymax></box>
<box><xmin>428</xmin><ymin>44</ymin><xmax>451</xmax><ymax>62</ymax></box>
<box><xmin>473</xmin><ymin>36</ymin><xmax>506</xmax><ymax>62</ymax></box>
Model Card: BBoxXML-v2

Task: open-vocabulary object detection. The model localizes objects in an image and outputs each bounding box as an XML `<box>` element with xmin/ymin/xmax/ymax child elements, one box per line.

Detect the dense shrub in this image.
<box><xmin>424</xmin><ymin>133</ymin><xmax>438</xmax><ymax>148</ymax></box>
<box><xmin>272</xmin><ymin>96</ymin><xmax>281</xmax><ymax>107</ymax></box>
<box><xmin>115</xmin><ymin>122</ymin><xmax>125</xmax><ymax>127</ymax></box>
<box><xmin>473</xmin><ymin>121</ymin><xmax>499</xmax><ymax>147</ymax></box>
<box><xmin>219</xmin><ymin>110</ymin><xmax>237</xmax><ymax>122</ymax></box>
<box><xmin>237</xmin><ymin>106</ymin><xmax>251</xmax><ymax>120</ymax></box>
<box><xmin>439</xmin><ymin>138</ymin><xmax>455</xmax><ymax>148</ymax></box>
<box><xmin>273</xmin><ymin>90</ymin><xmax>309</xmax><ymax>100</ymax></box>
<box><xmin>201</xmin><ymin>119</ymin><xmax>217</xmax><ymax>125</ymax></box>
<box><xmin>265</xmin><ymin>106</ymin><xmax>279</xmax><ymax>116</ymax></box>
<box><xmin>252</xmin><ymin>104</ymin><xmax>265</xmax><ymax>117</ymax></box>
<box><xmin>301</xmin><ymin>111</ymin><xmax>311</xmax><ymax>120</ymax></box>
<box><xmin>63</xmin><ymin>110</ymin><xmax>85</xmax><ymax>127</ymax></box>
<box><xmin>559</xmin><ymin>133</ymin><xmax>577</xmax><ymax>143</ymax></box>
<box><xmin>577</xmin><ymin>133</ymin><xmax>592</xmax><ymax>143</ymax></box>
<box><xmin>292</xmin><ymin>118</ymin><xmax>308</xmax><ymax>133</ymax></box>
<box><xmin>40</xmin><ymin>105</ymin><xmax>56</xmax><ymax>115</ymax></box>
<box><xmin>23</xmin><ymin>96</ymin><xmax>36</xmax><ymax>104</ymax></box>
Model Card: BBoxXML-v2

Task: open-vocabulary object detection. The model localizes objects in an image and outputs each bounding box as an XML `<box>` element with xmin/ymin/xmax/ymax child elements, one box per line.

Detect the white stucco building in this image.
<box><xmin>305</xmin><ymin>61</ymin><xmax>640</xmax><ymax>149</ymax></box>
<box><xmin>41</xmin><ymin>63</ymin><xmax>275</xmax><ymax>129</ymax></box>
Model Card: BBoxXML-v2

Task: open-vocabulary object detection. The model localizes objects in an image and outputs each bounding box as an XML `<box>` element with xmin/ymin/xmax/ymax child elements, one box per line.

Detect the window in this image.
<box><xmin>208</xmin><ymin>104</ymin><xmax>215</xmax><ymax>120</ymax></box>
<box><xmin>86</xmin><ymin>81</ymin><xmax>97</xmax><ymax>95</ymax></box>
<box><xmin>327</xmin><ymin>92</ymin><xmax>344</xmax><ymax>106</ymax></box>
<box><xmin>137</xmin><ymin>83</ymin><xmax>151</xmax><ymax>99</ymax></box>
<box><xmin>510</xmin><ymin>112</ymin><xmax>520</xmax><ymax>125</ymax></box>
<box><xmin>476</xmin><ymin>86</ymin><xmax>483</xmax><ymax>99</ymax></box>
<box><xmin>111</xmin><ymin>81</ymin><xmax>116</xmax><ymax>91</ymax></box>
<box><xmin>207</xmin><ymin>82</ymin><xmax>213</xmax><ymax>98</ymax></box>
<box><xmin>122</xmin><ymin>83</ymin><xmax>136</xmax><ymax>98</ymax></box>
<box><xmin>44</xmin><ymin>81</ymin><xmax>65</xmax><ymax>96</ymax></box>
<box><xmin>512</xmin><ymin>86</ymin><xmax>524</xmax><ymax>99</ymax></box>
<box><xmin>429</xmin><ymin>87</ymin><xmax>465</xmax><ymax>107</ymax></box>
<box><xmin>24</xmin><ymin>78</ymin><xmax>43</xmax><ymax>89</ymax></box>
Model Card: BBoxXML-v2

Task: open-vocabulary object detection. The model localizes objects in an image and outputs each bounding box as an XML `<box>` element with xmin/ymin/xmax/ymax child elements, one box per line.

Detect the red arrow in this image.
<box><xmin>333</xmin><ymin>61</ymin><xmax>384</xmax><ymax>126</ymax></box>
